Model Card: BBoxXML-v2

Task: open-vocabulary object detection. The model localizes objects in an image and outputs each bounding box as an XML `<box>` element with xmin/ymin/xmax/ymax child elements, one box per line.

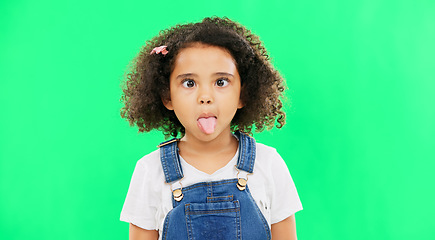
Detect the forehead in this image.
<box><xmin>171</xmin><ymin>45</ymin><xmax>238</xmax><ymax>74</ymax></box>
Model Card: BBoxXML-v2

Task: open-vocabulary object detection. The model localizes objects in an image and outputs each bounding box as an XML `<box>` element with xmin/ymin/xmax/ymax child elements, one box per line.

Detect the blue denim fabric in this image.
<box><xmin>160</xmin><ymin>138</ymin><xmax>183</xmax><ymax>183</ymax></box>
<box><xmin>159</xmin><ymin>131</ymin><xmax>271</xmax><ymax>240</ymax></box>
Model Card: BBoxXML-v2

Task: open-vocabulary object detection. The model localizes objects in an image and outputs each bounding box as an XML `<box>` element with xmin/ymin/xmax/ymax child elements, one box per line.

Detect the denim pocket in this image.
<box><xmin>185</xmin><ymin>200</ymin><xmax>241</xmax><ymax>240</ymax></box>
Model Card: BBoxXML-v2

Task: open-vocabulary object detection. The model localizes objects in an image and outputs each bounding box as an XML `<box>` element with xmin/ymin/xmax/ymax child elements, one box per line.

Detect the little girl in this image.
<box><xmin>120</xmin><ymin>17</ymin><xmax>302</xmax><ymax>240</ymax></box>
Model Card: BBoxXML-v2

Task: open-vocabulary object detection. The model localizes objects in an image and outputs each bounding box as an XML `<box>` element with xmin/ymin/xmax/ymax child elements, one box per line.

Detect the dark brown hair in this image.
<box><xmin>120</xmin><ymin>17</ymin><xmax>286</xmax><ymax>138</ymax></box>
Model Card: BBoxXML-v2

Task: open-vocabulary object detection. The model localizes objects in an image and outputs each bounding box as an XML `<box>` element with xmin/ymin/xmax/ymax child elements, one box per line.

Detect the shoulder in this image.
<box><xmin>124</xmin><ymin>148</ymin><xmax>168</xmax><ymax>202</ymax></box>
<box><xmin>254</xmin><ymin>142</ymin><xmax>286</xmax><ymax>169</ymax></box>
<box><xmin>136</xmin><ymin>148</ymin><xmax>161</xmax><ymax>168</ymax></box>
<box><xmin>255</xmin><ymin>142</ymin><xmax>280</xmax><ymax>159</ymax></box>
<box><xmin>131</xmin><ymin>148</ymin><xmax>165</xmax><ymax>184</ymax></box>
<box><xmin>253</xmin><ymin>141</ymin><xmax>294</xmax><ymax>183</ymax></box>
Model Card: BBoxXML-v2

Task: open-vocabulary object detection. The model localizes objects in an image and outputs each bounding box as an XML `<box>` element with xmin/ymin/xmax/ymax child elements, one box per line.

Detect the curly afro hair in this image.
<box><xmin>120</xmin><ymin>17</ymin><xmax>286</xmax><ymax>138</ymax></box>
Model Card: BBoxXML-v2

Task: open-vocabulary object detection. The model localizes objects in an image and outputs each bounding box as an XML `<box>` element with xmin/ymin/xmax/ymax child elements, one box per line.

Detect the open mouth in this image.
<box><xmin>197</xmin><ymin>116</ymin><xmax>217</xmax><ymax>134</ymax></box>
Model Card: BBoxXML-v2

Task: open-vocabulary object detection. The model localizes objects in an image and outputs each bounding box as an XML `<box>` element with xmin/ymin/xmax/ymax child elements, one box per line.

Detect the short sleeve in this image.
<box><xmin>120</xmin><ymin>158</ymin><xmax>161</xmax><ymax>230</ymax></box>
<box><xmin>269</xmin><ymin>150</ymin><xmax>303</xmax><ymax>224</ymax></box>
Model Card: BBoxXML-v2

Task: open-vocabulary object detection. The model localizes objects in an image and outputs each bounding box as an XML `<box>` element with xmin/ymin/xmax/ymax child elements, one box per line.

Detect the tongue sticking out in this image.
<box><xmin>197</xmin><ymin>117</ymin><xmax>217</xmax><ymax>134</ymax></box>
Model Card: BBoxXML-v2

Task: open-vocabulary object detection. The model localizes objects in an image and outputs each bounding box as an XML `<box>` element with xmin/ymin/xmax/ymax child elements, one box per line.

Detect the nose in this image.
<box><xmin>200</xmin><ymin>98</ymin><xmax>212</xmax><ymax>104</ymax></box>
<box><xmin>198</xmin><ymin>86</ymin><xmax>213</xmax><ymax>104</ymax></box>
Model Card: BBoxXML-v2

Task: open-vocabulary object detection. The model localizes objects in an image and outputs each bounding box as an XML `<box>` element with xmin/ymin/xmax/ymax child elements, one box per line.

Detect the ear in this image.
<box><xmin>237</xmin><ymin>85</ymin><xmax>245</xmax><ymax>109</ymax></box>
<box><xmin>237</xmin><ymin>98</ymin><xmax>244</xmax><ymax>109</ymax></box>
<box><xmin>162</xmin><ymin>97</ymin><xmax>174</xmax><ymax>110</ymax></box>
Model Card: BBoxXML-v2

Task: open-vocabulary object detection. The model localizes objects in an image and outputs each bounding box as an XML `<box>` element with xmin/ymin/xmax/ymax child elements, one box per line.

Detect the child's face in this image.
<box><xmin>163</xmin><ymin>44</ymin><xmax>243</xmax><ymax>141</ymax></box>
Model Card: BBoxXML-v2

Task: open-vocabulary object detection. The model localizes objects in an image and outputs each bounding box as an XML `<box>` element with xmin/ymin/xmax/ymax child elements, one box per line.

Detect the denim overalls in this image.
<box><xmin>158</xmin><ymin>131</ymin><xmax>271</xmax><ymax>240</ymax></box>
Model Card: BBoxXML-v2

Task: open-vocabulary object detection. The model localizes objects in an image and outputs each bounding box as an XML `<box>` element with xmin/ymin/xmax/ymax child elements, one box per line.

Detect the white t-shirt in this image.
<box><xmin>120</xmin><ymin>141</ymin><xmax>302</xmax><ymax>237</ymax></box>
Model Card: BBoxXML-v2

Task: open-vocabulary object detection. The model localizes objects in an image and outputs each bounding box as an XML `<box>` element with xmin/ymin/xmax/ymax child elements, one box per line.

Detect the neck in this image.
<box><xmin>179</xmin><ymin>129</ymin><xmax>237</xmax><ymax>156</ymax></box>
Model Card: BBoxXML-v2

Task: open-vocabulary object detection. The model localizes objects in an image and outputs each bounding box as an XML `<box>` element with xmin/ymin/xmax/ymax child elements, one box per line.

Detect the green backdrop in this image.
<box><xmin>1</xmin><ymin>0</ymin><xmax>434</xmax><ymax>239</ymax></box>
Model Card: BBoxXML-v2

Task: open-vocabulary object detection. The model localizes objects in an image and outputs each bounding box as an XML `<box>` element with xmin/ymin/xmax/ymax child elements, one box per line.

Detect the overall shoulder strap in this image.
<box><xmin>158</xmin><ymin>138</ymin><xmax>184</xmax><ymax>183</ymax></box>
<box><xmin>235</xmin><ymin>131</ymin><xmax>256</xmax><ymax>173</ymax></box>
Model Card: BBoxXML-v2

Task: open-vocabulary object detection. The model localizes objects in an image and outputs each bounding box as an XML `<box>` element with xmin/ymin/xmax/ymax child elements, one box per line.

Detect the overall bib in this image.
<box><xmin>158</xmin><ymin>131</ymin><xmax>271</xmax><ymax>240</ymax></box>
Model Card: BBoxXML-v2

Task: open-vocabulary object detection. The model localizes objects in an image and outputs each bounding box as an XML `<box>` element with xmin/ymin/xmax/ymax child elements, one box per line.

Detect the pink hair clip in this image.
<box><xmin>150</xmin><ymin>45</ymin><xmax>168</xmax><ymax>56</ymax></box>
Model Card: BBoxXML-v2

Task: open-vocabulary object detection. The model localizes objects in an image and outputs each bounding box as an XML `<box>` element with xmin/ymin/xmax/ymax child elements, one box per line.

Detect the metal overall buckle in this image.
<box><xmin>170</xmin><ymin>180</ymin><xmax>184</xmax><ymax>202</ymax></box>
<box><xmin>235</xmin><ymin>166</ymin><xmax>251</xmax><ymax>191</ymax></box>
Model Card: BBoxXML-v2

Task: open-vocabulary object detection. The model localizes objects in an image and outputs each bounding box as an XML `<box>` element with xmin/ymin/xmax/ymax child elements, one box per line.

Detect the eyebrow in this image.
<box><xmin>176</xmin><ymin>73</ymin><xmax>197</xmax><ymax>80</ymax></box>
<box><xmin>176</xmin><ymin>72</ymin><xmax>234</xmax><ymax>80</ymax></box>
<box><xmin>214</xmin><ymin>72</ymin><xmax>234</xmax><ymax>77</ymax></box>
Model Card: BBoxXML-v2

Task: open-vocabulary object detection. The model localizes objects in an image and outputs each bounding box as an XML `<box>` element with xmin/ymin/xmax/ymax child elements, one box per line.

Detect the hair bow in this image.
<box><xmin>150</xmin><ymin>45</ymin><xmax>168</xmax><ymax>56</ymax></box>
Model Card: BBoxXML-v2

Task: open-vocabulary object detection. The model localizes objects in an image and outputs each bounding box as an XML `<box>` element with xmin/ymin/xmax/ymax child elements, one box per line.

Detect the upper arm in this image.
<box><xmin>129</xmin><ymin>223</ymin><xmax>159</xmax><ymax>240</ymax></box>
<box><xmin>271</xmin><ymin>215</ymin><xmax>297</xmax><ymax>240</ymax></box>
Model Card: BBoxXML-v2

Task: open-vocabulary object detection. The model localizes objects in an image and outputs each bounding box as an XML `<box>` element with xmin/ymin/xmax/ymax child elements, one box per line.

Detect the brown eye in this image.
<box><xmin>216</xmin><ymin>78</ymin><xmax>229</xmax><ymax>87</ymax></box>
<box><xmin>182</xmin><ymin>79</ymin><xmax>196</xmax><ymax>88</ymax></box>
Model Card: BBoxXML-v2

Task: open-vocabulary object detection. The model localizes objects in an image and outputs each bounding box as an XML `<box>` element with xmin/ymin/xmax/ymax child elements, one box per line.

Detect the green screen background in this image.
<box><xmin>1</xmin><ymin>0</ymin><xmax>434</xmax><ymax>239</ymax></box>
